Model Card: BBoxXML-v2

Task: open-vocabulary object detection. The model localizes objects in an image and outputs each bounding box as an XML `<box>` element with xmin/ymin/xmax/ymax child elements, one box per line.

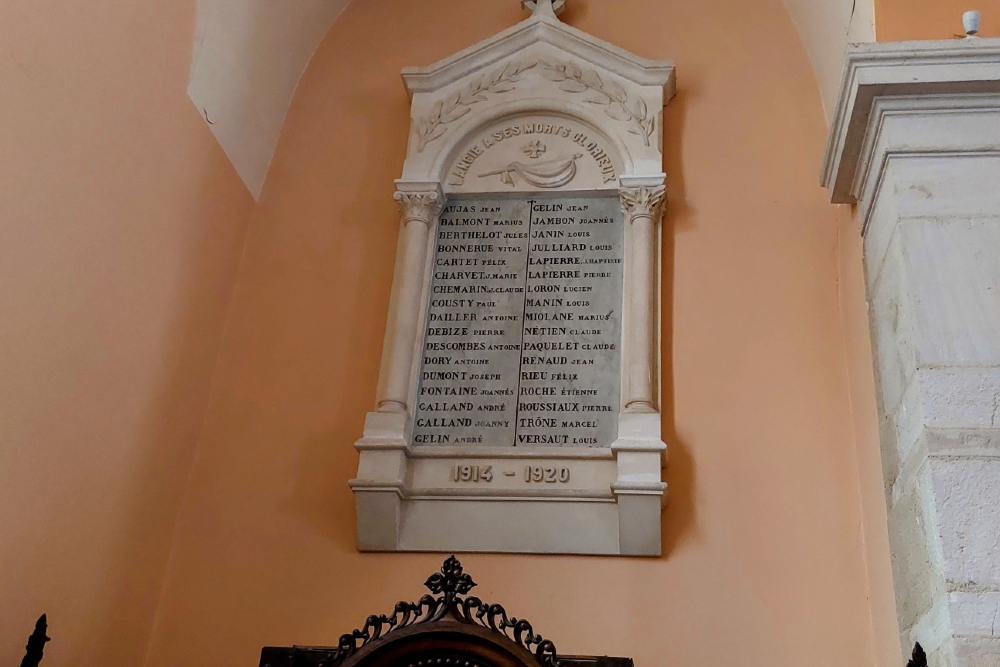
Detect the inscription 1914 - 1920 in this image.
<box><xmin>412</xmin><ymin>195</ymin><xmax>624</xmax><ymax>448</ymax></box>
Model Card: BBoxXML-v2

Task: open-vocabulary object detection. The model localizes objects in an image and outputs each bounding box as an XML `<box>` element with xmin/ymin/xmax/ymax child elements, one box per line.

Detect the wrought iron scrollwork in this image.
<box><xmin>455</xmin><ymin>595</ymin><xmax>559</xmax><ymax>667</ymax></box>
<box><xmin>315</xmin><ymin>556</ymin><xmax>560</xmax><ymax>667</ymax></box>
<box><xmin>20</xmin><ymin>615</ymin><xmax>50</xmax><ymax>667</ymax></box>
<box><xmin>906</xmin><ymin>643</ymin><xmax>927</xmax><ymax>667</ymax></box>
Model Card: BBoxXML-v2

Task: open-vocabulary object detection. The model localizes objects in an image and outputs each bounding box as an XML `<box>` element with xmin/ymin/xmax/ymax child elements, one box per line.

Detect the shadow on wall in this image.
<box><xmin>661</xmin><ymin>83</ymin><xmax>698</xmax><ymax>557</ymax></box>
<box><xmin>86</xmin><ymin>143</ymin><xmax>252</xmax><ymax>665</ymax></box>
<box><xmin>281</xmin><ymin>64</ymin><xmax>414</xmax><ymax>549</ymax></box>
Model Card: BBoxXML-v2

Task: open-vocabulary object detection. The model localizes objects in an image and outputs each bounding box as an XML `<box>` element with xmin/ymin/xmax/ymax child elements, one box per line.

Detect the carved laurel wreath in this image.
<box><xmin>414</xmin><ymin>62</ymin><xmax>537</xmax><ymax>151</ymax></box>
<box><xmin>538</xmin><ymin>61</ymin><xmax>655</xmax><ymax>146</ymax></box>
<box><xmin>414</xmin><ymin>59</ymin><xmax>656</xmax><ymax>152</ymax></box>
<box><xmin>312</xmin><ymin>557</ymin><xmax>560</xmax><ymax>667</ymax></box>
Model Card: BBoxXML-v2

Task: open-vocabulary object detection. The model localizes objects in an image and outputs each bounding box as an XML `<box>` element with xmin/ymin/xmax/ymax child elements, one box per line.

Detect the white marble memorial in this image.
<box><xmin>350</xmin><ymin>0</ymin><xmax>675</xmax><ymax>555</ymax></box>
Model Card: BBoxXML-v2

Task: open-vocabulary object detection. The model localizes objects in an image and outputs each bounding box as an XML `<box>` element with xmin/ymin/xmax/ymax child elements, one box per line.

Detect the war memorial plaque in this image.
<box><xmin>413</xmin><ymin>195</ymin><xmax>624</xmax><ymax>449</ymax></box>
<box><xmin>350</xmin><ymin>0</ymin><xmax>673</xmax><ymax>555</ymax></box>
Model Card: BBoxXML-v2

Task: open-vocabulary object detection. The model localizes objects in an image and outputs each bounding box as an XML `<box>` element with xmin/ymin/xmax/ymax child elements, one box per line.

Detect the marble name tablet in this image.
<box><xmin>413</xmin><ymin>194</ymin><xmax>623</xmax><ymax>448</ymax></box>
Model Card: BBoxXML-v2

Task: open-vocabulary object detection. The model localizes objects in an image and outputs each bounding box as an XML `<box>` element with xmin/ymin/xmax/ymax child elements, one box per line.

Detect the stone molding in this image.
<box><xmin>822</xmin><ymin>37</ymin><xmax>1000</xmax><ymax>667</ymax></box>
<box><xmin>400</xmin><ymin>12</ymin><xmax>674</xmax><ymax>95</ymax></box>
<box><xmin>821</xmin><ymin>38</ymin><xmax>1000</xmax><ymax>228</ymax></box>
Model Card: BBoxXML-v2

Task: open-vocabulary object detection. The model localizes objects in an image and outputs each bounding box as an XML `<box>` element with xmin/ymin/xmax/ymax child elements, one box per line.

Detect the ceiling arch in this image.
<box><xmin>187</xmin><ymin>0</ymin><xmax>873</xmax><ymax>198</ymax></box>
<box><xmin>782</xmin><ymin>0</ymin><xmax>875</xmax><ymax>119</ymax></box>
<box><xmin>187</xmin><ymin>0</ymin><xmax>353</xmax><ymax>198</ymax></box>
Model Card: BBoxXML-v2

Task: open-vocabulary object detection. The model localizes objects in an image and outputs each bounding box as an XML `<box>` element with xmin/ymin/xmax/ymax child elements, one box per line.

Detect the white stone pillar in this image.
<box><xmin>615</xmin><ymin>179</ymin><xmax>668</xmax><ymax>555</ymax></box>
<box><xmin>823</xmin><ymin>38</ymin><xmax>1000</xmax><ymax>667</ymax></box>
<box><xmin>377</xmin><ymin>188</ymin><xmax>443</xmax><ymax>413</ymax></box>
<box><xmin>620</xmin><ymin>183</ymin><xmax>666</xmax><ymax>412</ymax></box>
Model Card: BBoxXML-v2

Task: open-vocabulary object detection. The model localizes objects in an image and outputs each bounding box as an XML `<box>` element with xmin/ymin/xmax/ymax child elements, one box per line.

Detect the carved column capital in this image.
<box><xmin>394</xmin><ymin>190</ymin><xmax>444</xmax><ymax>224</ymax></box>
<box><xmin>619</xmin><ymin>185</ymin><xmax>666</xmax><ymax>222</ymax></box>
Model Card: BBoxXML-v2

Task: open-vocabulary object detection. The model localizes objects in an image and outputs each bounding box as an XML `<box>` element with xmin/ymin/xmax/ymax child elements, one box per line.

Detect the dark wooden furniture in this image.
<box><xmin>259</xmin><ymin>557</ymin><xmax>633</xmax><ymax>667</ymax></box>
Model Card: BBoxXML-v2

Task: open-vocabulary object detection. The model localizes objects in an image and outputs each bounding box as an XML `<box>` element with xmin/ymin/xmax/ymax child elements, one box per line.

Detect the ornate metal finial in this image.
<box><xmin>522</xmin><ymin>0</ymin><xmax>566</xmax><ymax>18</ymax></box>
<box><xmin>20</xmin><ymin>615</ymin><xmax>50</xmax><ymax>667</ymax></box>
<box><xmin>424</xmin><ymin>555</ymin><xmax>477</xmax><ymax>600</ymax></box>
<box><xmin>906</xmin><ymin>643</ymin><xmax>927</xmax><ymax>667</ymax></box>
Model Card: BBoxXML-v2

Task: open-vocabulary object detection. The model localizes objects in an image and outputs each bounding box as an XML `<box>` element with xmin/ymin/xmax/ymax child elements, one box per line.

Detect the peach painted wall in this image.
<box><xmin>144</xmin><ymin>1</ymin><xmax>879</xmax><ymax>667</ymax></box>
<box><xmin>0</xmin><ymin>0</ymin><xmax>253</xmax><ymax>664</ymax></box>
<box><xmin>876</xmin><ymin>0</ymin><xmax>1000</xmax><ymax>40</ymax></box>
<box><xmin>836</xmin><ymin>208</ymin><xmax>902</xmax><ymax>667</ymax></box>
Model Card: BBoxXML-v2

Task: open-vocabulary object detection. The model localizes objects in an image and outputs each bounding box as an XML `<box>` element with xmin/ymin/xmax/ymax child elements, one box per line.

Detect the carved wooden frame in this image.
<box><xmin>349</xmin><ymin>0</ymin><xmax>676</xmax><ymax>555</ymax></box>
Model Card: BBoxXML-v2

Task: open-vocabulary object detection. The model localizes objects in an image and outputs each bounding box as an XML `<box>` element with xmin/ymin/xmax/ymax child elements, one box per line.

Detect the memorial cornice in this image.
<box><xmin>401</xmin><ymin>11</ymin><xmax>675</xmax><ymax>97</ymax></box>
<box><xmin>822</xmin><ymin>38</ymin><xmax>1000</xmax><ymax>228</ymax></box>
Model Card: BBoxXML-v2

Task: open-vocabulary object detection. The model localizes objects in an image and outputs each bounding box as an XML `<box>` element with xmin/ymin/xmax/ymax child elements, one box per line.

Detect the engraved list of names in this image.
<box><xmin>413</xmin><ymin>195</ymin><xmax>623</xmax><ymax>448</ymax></box>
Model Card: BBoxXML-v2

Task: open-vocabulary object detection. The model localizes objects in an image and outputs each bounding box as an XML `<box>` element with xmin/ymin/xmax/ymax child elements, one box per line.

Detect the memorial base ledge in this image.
<box><xmin>350</xmin><ymin>409</ymin><xmax>666</xmax><ymax>555</ymax></box>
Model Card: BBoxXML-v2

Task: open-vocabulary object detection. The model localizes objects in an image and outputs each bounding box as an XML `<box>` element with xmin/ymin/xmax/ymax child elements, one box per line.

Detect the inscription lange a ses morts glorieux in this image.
<box><xmin>412</xmin><ymin>195</ymin><xmax>624</xmax><ymax>448</ymax></box>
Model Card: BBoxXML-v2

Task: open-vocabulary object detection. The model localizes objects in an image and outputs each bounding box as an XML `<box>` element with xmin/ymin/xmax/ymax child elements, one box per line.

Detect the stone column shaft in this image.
<box><xmin>377</xmin><ymin>190</ymin><xmax>443</xmax><ymax>412</ymax></box>
<box><xmin>620</xmin><ymin>185</ymin><xmax>666</xmax><ymax>412</ymax></box>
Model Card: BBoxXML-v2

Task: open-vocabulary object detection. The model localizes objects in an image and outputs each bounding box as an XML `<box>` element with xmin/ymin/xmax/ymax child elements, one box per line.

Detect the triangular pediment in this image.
<box><xmin>402</xmin><ymin>10</ymin><xmax>675</xmax><ymax>97</ymax></box>
<box><xmin>397</xmin><ymin>1</ymin><xmax>675</xmax><ymax>187</ymax></box>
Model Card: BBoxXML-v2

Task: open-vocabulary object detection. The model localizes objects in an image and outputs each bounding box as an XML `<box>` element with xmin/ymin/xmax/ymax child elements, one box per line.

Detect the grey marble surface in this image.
<box><xmin>414</xmin><ymin>194</ymin><xmax>623</xmax><ymax>448</ymax></box>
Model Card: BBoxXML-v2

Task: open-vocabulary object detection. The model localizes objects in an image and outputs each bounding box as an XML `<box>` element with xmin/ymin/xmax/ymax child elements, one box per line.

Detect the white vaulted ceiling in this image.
<box><xmin>187</xmin><ymin>0</ymin><xmax>873</xmax><ymax>198</ymax></box>
<box><xmin>187</xmin><ymin>0</ymin><xmax>354</xmax><ymax>198</ymax></box>
<box><xmin>782</xmin><ymin>0</ymin><xmax>875</xmax><ymax>118</ymax></box>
